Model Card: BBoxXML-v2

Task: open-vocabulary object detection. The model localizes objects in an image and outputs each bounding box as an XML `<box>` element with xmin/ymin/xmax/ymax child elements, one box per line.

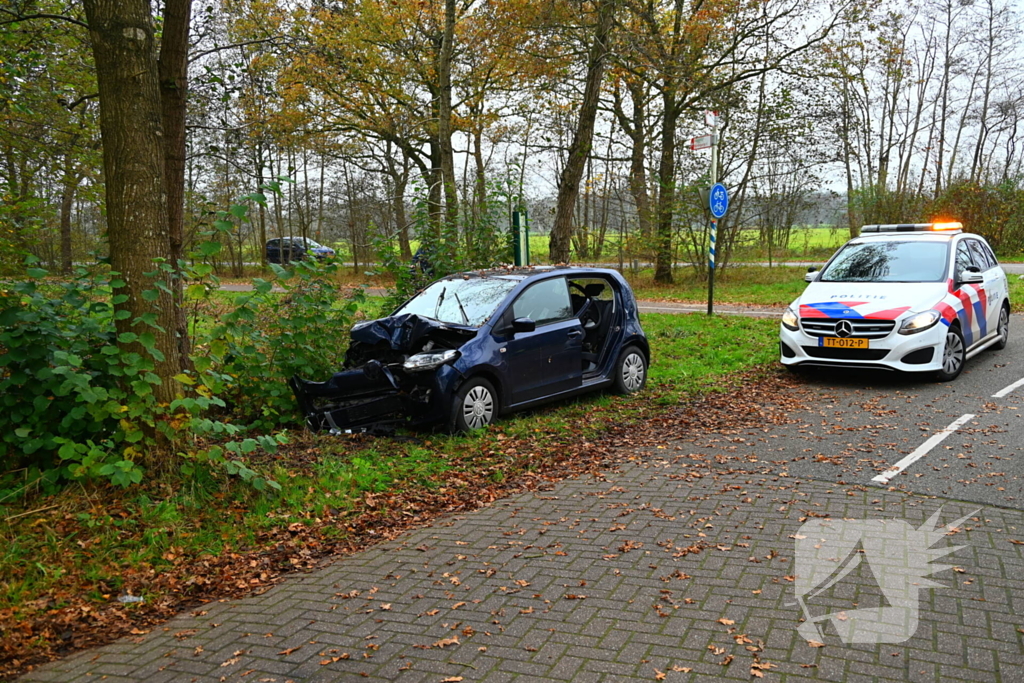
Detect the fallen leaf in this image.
<box><xmin>718</xmin><ymin>618</ymin><xmax>735</xmax><ymax>626</ymax></box>
<box><xmin>654</xmin><ymin>669</ymin><xmax>666</xmax><ymax>681</ymax></box>
<box><xmin>278</xmin><ymin>646</ymin><xmax>302</xmax><ymax>656</ymax></box>
<box><xmin>433</xmin><ymin>635</ymin><xmax>460</xmax><ymax>648</ymax></box>
<box><xmin>807</xmin><ymin>640</ymin><xmax>825</xmax><ymax>648</ymax></box>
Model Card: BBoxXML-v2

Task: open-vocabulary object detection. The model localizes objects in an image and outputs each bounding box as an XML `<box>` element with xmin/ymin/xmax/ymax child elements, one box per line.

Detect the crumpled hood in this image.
<box><xmin>350</xmin><ymin>314</ymin><xmax>474</xmax><ymax>352</ymax></box>
<box><xmin>794</xmin><ymin>281</ymin><xmax>946</xmax><ymax>320</ymax></box>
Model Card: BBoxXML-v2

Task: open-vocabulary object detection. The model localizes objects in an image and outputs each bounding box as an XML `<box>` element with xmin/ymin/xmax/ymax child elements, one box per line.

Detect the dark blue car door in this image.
<box><xmin>504</xmin><ymin>277</ymin><xmax>583</xmax><ymax>405</ymax></box>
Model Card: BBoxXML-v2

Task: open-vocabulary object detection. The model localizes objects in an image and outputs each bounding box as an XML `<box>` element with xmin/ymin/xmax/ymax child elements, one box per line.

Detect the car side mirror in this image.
<box><xmin>959</xmin><ymin>270</ymin><xmax>984</xmax><ymax>285</ymax></box>
<box><xmin>804</xmin><ymin>268</ymin><xmax>818</xmax><ymax>283</ymax></box>
<box><xmin>511</xmin><ymin>317</ymin><xmax>536</xmax><ymax>335</ymax></box>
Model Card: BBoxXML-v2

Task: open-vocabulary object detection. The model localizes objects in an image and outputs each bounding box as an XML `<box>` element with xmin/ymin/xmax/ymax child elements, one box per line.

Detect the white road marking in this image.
<box><xmin>871</xmin><ymin>413</ymin><xmax>976</xmax><ymax>485</ymax></box>
<box><xmin>992</xmin><ymin>376</ymin><xmax>1024</xmax><ymax>399</ymax></box>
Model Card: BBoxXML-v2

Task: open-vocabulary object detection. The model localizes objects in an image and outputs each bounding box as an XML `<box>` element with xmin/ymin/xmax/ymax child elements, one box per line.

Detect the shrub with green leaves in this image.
<box><xmin>196</xmin><ymin>258</ymin><xmax>361</xmax><ymax>431</ymax></box>
<box><xmin>0</xmin><ymin>265</ymin><xmax>163</xmax><ymax>486</ymax></box>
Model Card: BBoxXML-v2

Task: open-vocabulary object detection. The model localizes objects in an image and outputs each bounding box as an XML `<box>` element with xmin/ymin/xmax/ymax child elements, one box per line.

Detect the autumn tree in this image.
<box><xmin>617</xmin><ymin>0</ymin><xmax>858</xmax><ymax>282</ymax></box>
<box><xmin>548</xmin><ymin>0</ymin><xmax>617</xmax><ymax>264</ymax></box>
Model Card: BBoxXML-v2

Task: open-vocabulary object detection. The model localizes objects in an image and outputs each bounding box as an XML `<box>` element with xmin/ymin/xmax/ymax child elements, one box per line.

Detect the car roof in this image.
<box><xmin>439</xmin><ymin>266</ymin><xmax>623</xmax><ymax>282</ymax></box>
<box><xmin>849</xmin><ymin>232</ymin><xmax>959</xmax><ymax>245</ymax></box>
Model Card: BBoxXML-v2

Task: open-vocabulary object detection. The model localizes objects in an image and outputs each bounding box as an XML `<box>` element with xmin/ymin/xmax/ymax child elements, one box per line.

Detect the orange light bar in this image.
<box><xmin>929</xmin><ymin>221</ymin><xmax>963</xmax><ymax>231</ymax></box>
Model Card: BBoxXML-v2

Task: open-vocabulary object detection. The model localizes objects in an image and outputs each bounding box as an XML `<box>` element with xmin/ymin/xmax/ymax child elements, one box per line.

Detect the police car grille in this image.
<box><xmin>800</xmin><ymin>318</ymin><xmax>895</xmax><ymax>339</ymax></box>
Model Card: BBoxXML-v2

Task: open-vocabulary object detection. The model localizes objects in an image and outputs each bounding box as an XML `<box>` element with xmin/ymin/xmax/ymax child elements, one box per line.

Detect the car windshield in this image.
<box><xmin>820</xmin><ymin>241</ymin><xmax>949</xmax><ymax>282</ymax></box>
<box><xmin>298</xmin><ymin>238</ymin><xmax>324</xmax><ymax>249</ymax></box>
<box><xmin>394</xmin><ymin>277</ymin><xmax>519</xmax><ymax>327</ymax></box>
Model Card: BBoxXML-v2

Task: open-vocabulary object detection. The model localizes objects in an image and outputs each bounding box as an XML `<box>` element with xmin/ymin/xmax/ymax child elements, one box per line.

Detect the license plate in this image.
<box><xmin>820</xmin><ymin>337</ymin><xmax>869</xmax><ymax>349</ymax></box>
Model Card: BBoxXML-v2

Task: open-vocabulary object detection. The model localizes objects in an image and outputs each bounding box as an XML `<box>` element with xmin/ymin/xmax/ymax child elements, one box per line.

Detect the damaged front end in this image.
<box><xmin>290</xmin><ymin>314</ymin><xmax>476</xmax><ymax>432</ymax></box>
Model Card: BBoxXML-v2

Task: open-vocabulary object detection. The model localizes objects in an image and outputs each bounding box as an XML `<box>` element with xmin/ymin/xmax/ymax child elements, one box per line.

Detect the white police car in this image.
<box><xmin>779</xmin><ymin>222</ymin><xmax>1009</xmax><ymax>381</ymax></box>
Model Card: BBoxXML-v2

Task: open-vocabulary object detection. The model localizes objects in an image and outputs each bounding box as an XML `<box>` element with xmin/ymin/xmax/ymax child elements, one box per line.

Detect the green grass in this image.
<box><xmin>1009</xmin><ymin>274</ymin><xmax>1024</xmax><ymax>312</ymax></box>
<box><xmin>0</xmin><ymin>312</ymin><xmax>778</xmax><ymax>631</ymax></box>
<box><xmin>629</xmin><ymin>266</ymin><xmax>806</xmax><ymax>307</ymax></box>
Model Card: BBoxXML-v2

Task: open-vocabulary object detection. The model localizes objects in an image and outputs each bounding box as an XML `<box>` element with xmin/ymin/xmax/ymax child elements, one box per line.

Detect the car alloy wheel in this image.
<box><xmin>462</xmin><ymin>385</ymin><xmax>494</xmax><ymax>429</ymax></box>
<box><xmin>935</xmin><ymin>326</ymin><xmax>966</xmax><ymax>381</ymax></box>
<box><xmin>995</xmin><ymin>307</ymin><xmax>1009</xmax><ymax>350</ymax></box>
<box><xmin>943</xmin><ymin>331</ymin><xmax>963</xmax><ymax>373</ymax></box>
<box><xmin>613</xmin><ymin>345</ymin><xmax>647</xmax><ymax>394</ymax></box>
<box><xmin>622</xmin><ymin>353</ymin><xmax>645</xmax><ymax>392</ymax></box>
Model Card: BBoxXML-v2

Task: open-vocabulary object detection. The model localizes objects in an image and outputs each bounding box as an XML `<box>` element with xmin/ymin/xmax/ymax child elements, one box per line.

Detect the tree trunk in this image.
<box><xmin>549</xmin><ymin>0</ymin><xmax>615</xmax><ymax>264</ymax></box>
<box><xmin>653</xmin><ymin>88</ymin><xmax>677</xmax><ymax>284</ymax></box>
<box><xmin>157</xmin><ymin>0</ymin><xmax>193</xmax><ymax>370</ymax></box>
<box><xmin>437</xmin><ymin>0</ymin><xmax>459</xmax><ymax>233</ymax></box>
<box><xmin>59</xmin><ymin>160</ymin><xmax>81</xmax><ymax>275</ymax></box>
<box><xmin>625</xmin><ymin>80</ymin><xmax>652</xmax><ymax>240</ymax></box>
<box><xmin>82</xmin><ymin>0</ymin><xmax>184</xmax><ymax>404</ymax></box>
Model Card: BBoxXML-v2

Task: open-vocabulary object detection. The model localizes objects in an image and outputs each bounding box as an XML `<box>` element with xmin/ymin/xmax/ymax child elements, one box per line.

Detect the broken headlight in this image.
<box><xmin>403</xmin><ymin>349</ymin><xmax>459</xmax><ymax>372</ymax></box>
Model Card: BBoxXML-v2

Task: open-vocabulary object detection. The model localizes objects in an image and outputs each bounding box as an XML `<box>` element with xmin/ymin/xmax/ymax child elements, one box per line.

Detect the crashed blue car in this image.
<box><xmin>290</xmin><ymin>266</ymin><xmax>649</xmax><ymax>432</ymax></box>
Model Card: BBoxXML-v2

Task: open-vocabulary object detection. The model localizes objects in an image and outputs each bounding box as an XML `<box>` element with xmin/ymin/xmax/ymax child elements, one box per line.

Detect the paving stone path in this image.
<box><xmin>22</xmin><ymin>433</ymin><xmax>1024</xmax><ymax>682</ymax></box>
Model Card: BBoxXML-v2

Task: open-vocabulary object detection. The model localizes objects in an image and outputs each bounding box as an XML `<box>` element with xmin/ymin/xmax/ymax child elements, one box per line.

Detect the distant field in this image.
<box><xmin>629</xmin><ymin>266</ymin><xmax>807</xmax><ymax>307</ymax></box>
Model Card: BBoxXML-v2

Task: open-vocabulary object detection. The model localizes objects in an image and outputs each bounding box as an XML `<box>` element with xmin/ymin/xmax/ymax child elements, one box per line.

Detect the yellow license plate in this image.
<box><xmin>821</xmin><ymin>337</ymin><xmax>869</xmax><ymax>349</ymax></box>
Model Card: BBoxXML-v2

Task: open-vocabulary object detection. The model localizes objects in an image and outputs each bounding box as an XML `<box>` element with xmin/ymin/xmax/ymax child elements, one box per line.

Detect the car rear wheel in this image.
<box><xmin>994</xmin><ymin>305</ymin><xmax>1009</xmax><ymax>350</ymax></box>
<box><xmin>935</xmin><ymin>325</ymin><xmax>966</xmax><ymax>382</ymax></box>
<box><xmin>451</xmin><ymin>377</ymin><xmax>497</xmax><ymax>432</ymax></box>
<box><xmin>613</xmin><ymin>345</ymin><xmax>647</xmax><ymax>394</ymax></box>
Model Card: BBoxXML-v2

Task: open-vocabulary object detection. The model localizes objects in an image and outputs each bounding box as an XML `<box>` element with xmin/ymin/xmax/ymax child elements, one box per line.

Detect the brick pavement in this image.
<box><xmin>20</xmin><ymin>443</ymin><xmax>1024</xmax><ymax>682</ymax></box>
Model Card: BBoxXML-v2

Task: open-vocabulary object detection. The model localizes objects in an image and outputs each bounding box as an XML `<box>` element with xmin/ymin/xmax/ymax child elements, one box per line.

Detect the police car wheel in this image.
<box><xmin>935</xmin><ymin>325</ymin><xmax>966</xmax><ymax>382</ymax></box>
<box><xmin>994</xmin><ymin>306</ymin><xmax>1009</xmax><ymax>350</ymax></box>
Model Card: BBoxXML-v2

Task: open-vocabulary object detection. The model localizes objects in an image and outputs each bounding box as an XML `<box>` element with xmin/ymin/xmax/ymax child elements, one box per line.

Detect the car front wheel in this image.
<box><xmin>613</xmin><ymin>345</ymin><xmax>647</xmax><ymax>394</ymax></box>
<box><xmin>451</xmin><ymin>377</ymin><xmax>498</xmax><ymax>432</ymax></box>
<box><xmin>935</xmin><ymin>325</ymin><xmax>966</xmax><ymax>382</ymax></box>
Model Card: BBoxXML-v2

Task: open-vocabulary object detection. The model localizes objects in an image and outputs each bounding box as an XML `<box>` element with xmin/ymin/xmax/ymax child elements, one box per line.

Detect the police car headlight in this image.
<box><xmin>898</xmin><ymin>310</ymin><xmax>941</xmax><ymax>335</ymax></box>
<box><xmin>403</xmin><ymin>349</ymin><xmax>458</xmax><ymax>372</ymax></box>
<box><xmin>781</xmin><ymin>307</ymin><xmax>799</xmax><ymax>331</ymax></box>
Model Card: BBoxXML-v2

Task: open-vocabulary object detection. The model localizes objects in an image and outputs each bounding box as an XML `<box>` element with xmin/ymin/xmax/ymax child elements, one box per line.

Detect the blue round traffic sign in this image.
<box><xmin>709</xmin><ymin>183</ymin><xmax>728</xmax><ymax>218</ymax></box>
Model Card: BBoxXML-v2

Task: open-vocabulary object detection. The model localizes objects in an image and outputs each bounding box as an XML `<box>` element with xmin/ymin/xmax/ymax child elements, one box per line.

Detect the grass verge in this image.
<box><xmin>629</xmin><ymin>266</ymin><xmax>806</xmax><ymax>307</ymax></box>
<box><xmin>0</xmin><ymin>312</ymin><xmax>778</xmax><ymax>677</ymax></box>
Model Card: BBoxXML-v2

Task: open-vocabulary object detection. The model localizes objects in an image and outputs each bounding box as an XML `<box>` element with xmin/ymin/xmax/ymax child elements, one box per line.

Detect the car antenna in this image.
<box><xmin>453</xmin><ymin>291</ymin><xmax>469</xmax><ymax>325</ymax></box>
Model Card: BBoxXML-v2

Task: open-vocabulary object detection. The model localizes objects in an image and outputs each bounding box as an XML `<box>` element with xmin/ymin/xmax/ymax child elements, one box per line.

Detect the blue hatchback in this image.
<box><xmin>290</xmin><ymin>267</ymin><xmax>649</xmax><ymax>432</ymax></box>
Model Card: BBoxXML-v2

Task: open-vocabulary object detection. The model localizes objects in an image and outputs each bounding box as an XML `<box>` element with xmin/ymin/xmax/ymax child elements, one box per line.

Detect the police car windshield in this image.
<box><xmin>820</xmin><ymin>241</ymin><xmax>949</xmax><ymax>283</ymax></box>
<box><xmin>394</xmin><ymin>277</ymin><xmax>518</xmax><ymax>327</ymax></box>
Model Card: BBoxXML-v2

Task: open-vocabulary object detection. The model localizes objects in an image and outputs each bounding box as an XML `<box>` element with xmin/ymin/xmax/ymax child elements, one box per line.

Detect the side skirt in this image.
<box><xmin>965</xmin><ymin>331</ymin><xmax>1002</xmax><ymax>360</ymax></box>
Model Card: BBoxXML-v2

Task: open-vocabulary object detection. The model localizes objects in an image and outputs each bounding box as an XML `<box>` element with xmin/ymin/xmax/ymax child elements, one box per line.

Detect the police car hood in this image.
<box><xmin>794</xmin><ymin>281</ymin><xmax>943</xmax><ymax>320</ymax></box>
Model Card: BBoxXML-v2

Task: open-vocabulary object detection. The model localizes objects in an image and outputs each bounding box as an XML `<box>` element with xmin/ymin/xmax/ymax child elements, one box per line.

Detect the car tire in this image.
<box><xmin>451</xmin><ymin>377</ymin><xmax>498</xmax><ymax>432</ymax></box>
<box><xmin>935</xmin><ymin>325</ymin><xmax>966</xmax><ymax>382</ymax></box>
<box><xmin>994</xmin><ymin>305</ymin><xmax>1009</xmax><ymax>350</ymax></box>
<box><xmin>613</xmin><ymin>345</ymin><xmax>647</xmax><ymax>394</ymax></box>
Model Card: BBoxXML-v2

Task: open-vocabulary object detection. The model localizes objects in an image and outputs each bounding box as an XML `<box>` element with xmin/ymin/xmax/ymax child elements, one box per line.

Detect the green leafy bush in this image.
<box><xmin>0</xmin><ymin>264</ymin><xmax>170</xmax><ymax>488</ymax></box>
<box><xmin>197</xmin><ymin>257</ymin><xmax>361</xmax><ymax>431</ymax></box>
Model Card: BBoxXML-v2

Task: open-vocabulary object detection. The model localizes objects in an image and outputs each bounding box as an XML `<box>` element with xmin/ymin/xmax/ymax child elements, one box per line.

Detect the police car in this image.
<box><xmin>779</xmin><ymin>222</ymin><xmax>1009</xmax><ymax>381</ymax></box>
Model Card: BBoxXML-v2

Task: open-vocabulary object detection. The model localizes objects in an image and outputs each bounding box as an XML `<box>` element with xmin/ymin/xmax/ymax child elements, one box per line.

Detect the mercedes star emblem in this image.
<box><xmin>835</xmin><ymin>320</ymin><xmax>853</xmax><ymax>338</ymax></box>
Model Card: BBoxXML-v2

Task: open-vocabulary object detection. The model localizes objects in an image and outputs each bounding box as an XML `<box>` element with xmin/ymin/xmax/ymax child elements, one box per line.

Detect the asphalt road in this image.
<box><xmin>676</xmin><ymin>313</ymin><xmax>1024</xmax><ymax>512</ymax></box>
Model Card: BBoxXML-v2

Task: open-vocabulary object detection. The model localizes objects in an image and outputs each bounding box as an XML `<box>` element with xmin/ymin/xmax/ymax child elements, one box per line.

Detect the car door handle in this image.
<box><xmin>567</xmin><ymin>330</ymin><xmax>583</xmax><ymax>338</ymax></box>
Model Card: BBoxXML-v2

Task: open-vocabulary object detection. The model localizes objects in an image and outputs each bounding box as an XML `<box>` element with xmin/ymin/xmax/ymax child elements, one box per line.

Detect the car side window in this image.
<box><xmin>967</xmin><ymin>240</ymin><xmax>995</xmax><ymax>270</ymax></box>
<box><xmin>512</xmin><ymin>278</ymin><xmax>572</xmax><ymax>325</ymax></box>
<box><xmin>955</xmin><ymin>242</ymin><xmax>976</xmax><ymax>280</ymax></box>
<box><xmin>981</xmin><ymin>242</ymin><xmax>999</xmax><ymax>269</ymax></box>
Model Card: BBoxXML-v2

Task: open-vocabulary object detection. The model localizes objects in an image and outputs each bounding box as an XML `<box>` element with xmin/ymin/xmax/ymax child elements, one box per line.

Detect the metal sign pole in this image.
<box><xmin>708</xmin><ymin>115</ymin><xmax>718</xmax><ymax>316</ymax></box>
